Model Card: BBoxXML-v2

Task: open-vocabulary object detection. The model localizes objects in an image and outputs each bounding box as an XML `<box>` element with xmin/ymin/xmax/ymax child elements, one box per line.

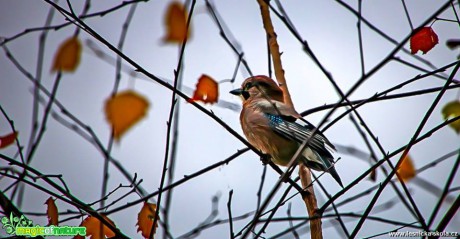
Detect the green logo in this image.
<box><xmin>1</xmin><ymin>213</ymin><xmax>86</xmax><ymax>237</ymax></box>
<box><xmin>2</xmin><ymin>213</ymin><xmax>33</xmax><ymax>234</ymax></box>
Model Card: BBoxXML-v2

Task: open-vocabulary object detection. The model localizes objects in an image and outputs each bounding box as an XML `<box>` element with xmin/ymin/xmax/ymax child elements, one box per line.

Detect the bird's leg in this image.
<box><xmin>260</xmin><ymin>153</ymin><xmax>271</xmax><ymax>165</ymax></box>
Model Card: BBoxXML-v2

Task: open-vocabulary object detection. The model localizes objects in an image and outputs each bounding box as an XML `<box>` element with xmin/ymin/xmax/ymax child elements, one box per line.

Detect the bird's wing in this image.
<box><xmin>251</xmin><ymin>99</ymin><xmax>343</xmax><ymax>186</ymax></box>
<box><xmin>252</xmin><ymin>99</ymin><xmax>334</xmax><ymax>151</ymax></box>
<box><xmin>264</xmin><ymin>113</ymin><xmax>335</xmax><ymax>160</ymax></box>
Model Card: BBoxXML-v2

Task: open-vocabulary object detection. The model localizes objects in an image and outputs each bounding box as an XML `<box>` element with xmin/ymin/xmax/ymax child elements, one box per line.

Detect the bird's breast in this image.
<box><xmin>240</xmin><ymin>108</ymin><xmax>297</xmax><ymax>166</ymax></box>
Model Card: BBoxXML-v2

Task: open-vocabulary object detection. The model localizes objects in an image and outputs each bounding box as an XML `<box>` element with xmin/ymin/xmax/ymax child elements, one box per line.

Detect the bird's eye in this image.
<box><xmin>244</xmin><ymin>82</ymin><xmax>253</xmax><ymax>90</ymax></box>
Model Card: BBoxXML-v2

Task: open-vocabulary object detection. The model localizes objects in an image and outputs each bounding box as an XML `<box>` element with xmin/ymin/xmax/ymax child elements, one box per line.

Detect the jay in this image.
<box><xmin>230</xmin><ymin>75</ymin><xmax>343</xmax><ymax>187</ymax></box>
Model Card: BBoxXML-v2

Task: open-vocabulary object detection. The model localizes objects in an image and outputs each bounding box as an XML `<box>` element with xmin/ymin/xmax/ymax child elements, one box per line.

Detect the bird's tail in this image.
<box><xmin>300</xmin><ymin>148</ymin><xmax>343</xmax><ymax>187</ymax></box>
<box><xmin>327</xmin><ymin>165</ymin><xmax>343</xmax><ymax>188</ymax></box>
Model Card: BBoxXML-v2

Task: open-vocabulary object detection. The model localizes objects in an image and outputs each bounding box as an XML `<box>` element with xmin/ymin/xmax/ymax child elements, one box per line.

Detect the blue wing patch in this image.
<box><xmin>264</xmin><ymin>113</ymin><xmax>343</xmax><ymax>187</ymax></box>
<box><xmin>264</xmin><ymin>113</ymin><xmax>334</xmax><ymax>160</ymax></box>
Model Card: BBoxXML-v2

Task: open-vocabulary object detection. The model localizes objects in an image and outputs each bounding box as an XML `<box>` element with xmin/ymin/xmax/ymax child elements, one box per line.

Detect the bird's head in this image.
<box><xmin>229</xmin><ymin>75</ymin><xmax>284</xmax><ymax>102</ymax></box>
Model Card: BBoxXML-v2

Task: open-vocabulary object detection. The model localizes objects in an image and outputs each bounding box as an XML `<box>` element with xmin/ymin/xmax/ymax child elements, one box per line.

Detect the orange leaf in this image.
<box><xmin>163</xmin><ymin>2</ymin><xmax>190</xmax><ymax>43</ymax></box>
<box><xmin>410</xmin><ymin>27</ymin><xmax>439</xmax><ymax>54</ymax></box>
<box><xmin>45</xmin><ymin>197</ymin><xmax>58</xmax><ymax>226</ymax></box>
<box><xmin>0</xmin><ymin>131</ymin><xmax>18</xmax><ymax>149</ymax></box>
<box><xmin>397</xmin><ymin>154</ymin><xmax>416</xmax><ymax>182</ymax></box>
<box><xmin>104</xmin><ymin>90</ymin><xmax>149</xmax><ymax>141</ymax></box>
<box><xmin>442</xmin><ymin>100</ymin><xmax>460</xmax><ymax>134</ymax></box>
<box><xmin>188</xmin><ymin>74</ymin><xmax>219</xmax><ymax>104</ymax></box>
<box><xmin>136</xmin><ymin>202</ymin><xmax>158</xmax><ymax>239</ymax></box>
<box><xmin>52</xmin><ymin>36</ymin><xmax>82</xmax><ymax>72</ymax></box>
<box><xmin>74</xmin><ymin>215</ymin><xmax>116</xmax><ymax>239</ymax></box>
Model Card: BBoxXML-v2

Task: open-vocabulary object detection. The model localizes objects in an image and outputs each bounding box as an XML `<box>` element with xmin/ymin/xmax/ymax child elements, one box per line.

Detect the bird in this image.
<box><xmin>229</xmin><ymin>75</ymin><xmax>343</xmax><ymax>187</ymax></box>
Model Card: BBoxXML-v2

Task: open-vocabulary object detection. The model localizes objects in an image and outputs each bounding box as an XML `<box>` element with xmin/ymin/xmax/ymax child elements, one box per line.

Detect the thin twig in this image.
<box><xmin>401</xmin><ymin>0</ymin><xmax>414</xmax><ymax>30</ymax></box>
<box><xmin>319</xmin><ymin>114</ymin><xmax>460</xmax><ymax>213</ymax></box>
<box><xmin>101</xmin><ymin>0</ymin><xmax>137</xmax><ymax>210</ymax></box>
<box><xmin>428</xmin><ymin>149</ymin><xmax>460</xmax><ymax>226</ymax></box>
<box><xmin>227</xmin><ymin>190</ymin><xmax>235</xmax><ymax>239</ymax></box>
<box><xmin>0</xmin><ymin>153</ymin><xmax>129</xmax><ymax>238</ymax></box>
<box><xmin>152</xmin><ymin>2</ymin><xmax>196</xmax><ymax>238</ymax></box>
<box><xmin>349</xmin><ymin>62</ymin><xmax>460</xmax><ymax>237</ymax></box>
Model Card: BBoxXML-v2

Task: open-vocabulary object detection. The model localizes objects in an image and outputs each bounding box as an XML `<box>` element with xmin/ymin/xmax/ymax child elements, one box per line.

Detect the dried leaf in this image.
<box><xmin>52</xmin><ymin>37</ymin><xmax>82</xmax><ymax>72</ymax></box>
<box><xmin>410</xmin><ymin>27</ymin><xmax>439</xmax><ymax>54</ymax></box>
<box><xmin>0</xmin><ymin>131</ymin><xmax>18</xmax><ymax>149</ymax></box>
<box><xmin>75</xmin><ymin>215</ymin><xmax>116</xmax><ymax>239</ymax></box>
<box><xmin>45</xmin><ymin>197</ymin><xmax>58</xmax><ymax>226</ymax></box>
<box><xmin>442</xmin><ymin>100</ymin><xmax>460</xmax><ymax>134</ymax></box>
<box><xmin>163</xmin><ymin>1</ymin><xmax>189</xmax><ymax>43</ymax></box>
<box><xmin>136</xmin><ymin>202</ymin><xmax>158</xmax><ymax>239</ymax></box>
<box><xmin>104</xmin><ymin>90</ymin><xmax>149</xmax><ymax>141</ymax></box>
<box><xmin>188</xmin><ymin>74</ymin><xmax>219</xmax><ymax>104</ymax></box>
<box><xmin>397</xmin><ymin>154</ymin><xmax>416</xmax><ymax>182</ymax></box>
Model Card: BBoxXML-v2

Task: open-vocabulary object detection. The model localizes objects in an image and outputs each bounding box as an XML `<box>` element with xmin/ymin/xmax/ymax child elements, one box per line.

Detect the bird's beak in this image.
<box><xmin>229</xmin><ymin>88</ymin><xmax>243</xmax><ymax>96</ymax></box>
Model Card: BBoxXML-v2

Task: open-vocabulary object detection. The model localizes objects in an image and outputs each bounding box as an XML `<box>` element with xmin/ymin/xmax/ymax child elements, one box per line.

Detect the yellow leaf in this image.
<box><xmin>136</xmin><ymin>202</ymin><xmax>158</xmax><ymax>239</ymax></box>
<box><xmin>188</xmin><ymin>74</ymin><xmax>219</xmax><ymax>104</ymax></box>
<box><xmin>74</xmin><ymin>215</ymin><xmax>116</xmax><ymax>239</ymax></box>
<box><xmin>163</xmin><ymin>1</ymin><xmax>190</xmax><ymax>43</ymax></box>
<box><xmin>52</xmin><ymin>36</ymin><xmax>82</xmax><ymax>72</ymax></box>
<box><xmin>45</xmin><ymin>197</ymin><xmax>58</xmax><ymax>226</ymax></box>
<box><xmin>441</xmin><ymin>100</ymin><xmax>460</xmax><ymax>134</ymax></box>
<box><xmin>104</xmin><ymin>90</ymin><xmax>149</xmax><ymax>141</ymax></box>
<box><xmin>397</xmin><ymin>154</ymin><xmax>416</xmax><ymax>182</ymax></box>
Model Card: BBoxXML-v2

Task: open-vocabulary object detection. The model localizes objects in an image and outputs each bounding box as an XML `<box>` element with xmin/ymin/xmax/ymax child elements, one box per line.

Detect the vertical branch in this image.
<box><xmin>162</xmin><ymin>84</ymin><xmax>180</xmax><ymax>239</ymax></box>
<box><xmin>357</xmin><ymin>0</ymin><xmax>365</xmax><ymax>76</ymax></box>
<box><xmin>17</xmin><ymin>0</ymin><xmax>57</xmax><ymax>209</ymax></box>
<box><xmin>266</xmin><ymin>34</ymin><xmax>273</xmax><ymax>79</ymax></box>
<box><xmin>152</xmin><ymin>2</ymin><xmax>196</xmax><ymax>238</ymax></box>
<box><xmin>256</xmin><ymin>0</ymin><xmax>322</xmax><ymax>238</ymax></box>
<box><xmin>299</xmin><ymin>165</ymin><xmax>323</xmax><ymax>239</ymax></box>
<box><xmin>227</xmin><ymin>190</ymin><xmax>235</xmax><ymax>239</ymax></box>
<box><xmin>101</xmin><ymin>2</ymin><xmax>137</xmax><ymax>209</ymax></box>
<box><xmin>256</xmin><ymin>0</ymin><xmax>293</xmax><ymax>108</ymax></box>
<box><xmin>287</xmin><ymin>203</ymin><xmax>300</xmax><ymax>239</ymax></box>
<box><xmin>162</xmin><ymin>40</ymin><xmax>184</xmax><ymax>239</ymax></box>
<box><xmin>26</xmin><ymin>0</ymin><xmax>57</xmax><ymax>160</ymax></box>
<box><xmin>255</xmin><ymin>165</ymin><xmax>267</xmax><ymax>213</ymax></box>
<box><xmin>12</xmin><ymin>72</ymin><xmax>62</xmax><ymax>199</ymax></box>
<box><xmin>401</xmin><ymin>0</ymin><xmax>414</xmax><ymax>30</ymax></box>
<box><xmin>311</xmin><ymin>173</ymin><xmax>350</xmax><ymax>237</ymax></box>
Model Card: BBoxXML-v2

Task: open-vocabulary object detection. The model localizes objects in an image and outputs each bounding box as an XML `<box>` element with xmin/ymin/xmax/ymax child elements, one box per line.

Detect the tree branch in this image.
<box><xmin>256</xmin><ymin>0</ymin><xmax>322</xmax><ymax>238</ymax></box>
